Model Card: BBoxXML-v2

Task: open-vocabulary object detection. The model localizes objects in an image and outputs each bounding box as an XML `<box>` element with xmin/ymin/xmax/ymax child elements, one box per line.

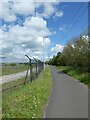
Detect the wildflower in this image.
<box><xmin>32</xmin><ymin>117</ymin><xmax>34</xmax><ymax>119</ymax></box>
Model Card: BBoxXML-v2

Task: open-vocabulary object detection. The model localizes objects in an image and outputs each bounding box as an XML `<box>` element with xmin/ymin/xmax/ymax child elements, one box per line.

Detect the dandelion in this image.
<box><xmin>32</xmin><ymin>116</ymin><xmax>34</xmax><ymax>119</ymax></box>
<box><xmin>34</xmin><ymin>97</ymin><xmax>36</xmax><ymax>100</ymax></box>
<box><xmin>14</xmin><ymin>99</ymin><xmax>17</xmax><ymax>102</ymax></box>
<box><xmin>33</xmin><ymin>113</ymin><xmax>35</xmax><ymax>116</ymax></box>
<box><xmin>35</xmin><ymin>104</ymin><xmax>37</xmax><ymax>107</ymax></box>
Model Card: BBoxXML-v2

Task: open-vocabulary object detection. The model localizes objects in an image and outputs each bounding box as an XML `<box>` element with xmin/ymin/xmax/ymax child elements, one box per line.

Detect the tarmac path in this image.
<box><xmin>45</xmin><ymin>66</ymin><xmax>88</xmax><ymax>118</ymax></box>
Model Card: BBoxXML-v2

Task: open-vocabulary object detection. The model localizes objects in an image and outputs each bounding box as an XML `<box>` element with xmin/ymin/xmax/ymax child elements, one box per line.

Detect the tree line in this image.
<box><xmin>48</xmin><ymin>35</ymin><xmax>89</xmax><ymax>69</ymax></box>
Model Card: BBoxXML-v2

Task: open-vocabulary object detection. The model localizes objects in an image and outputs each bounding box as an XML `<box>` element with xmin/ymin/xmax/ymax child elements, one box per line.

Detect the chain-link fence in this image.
<box><xmin>2</xmin><ymin>55</ymin><xmax>44</xmax><ymax>92</ymax></box>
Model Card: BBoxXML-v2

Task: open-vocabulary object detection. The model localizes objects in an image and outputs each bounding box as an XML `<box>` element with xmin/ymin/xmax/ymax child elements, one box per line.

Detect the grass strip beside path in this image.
<box><xmin>57</xmin><ymin>66</ymin><xmax>90</xmax><ymax>87</ymax></box>
<box><xmin>2</xmin><ymin>66</ymin><xmax>52</xmax><ymax>118</ymax></box>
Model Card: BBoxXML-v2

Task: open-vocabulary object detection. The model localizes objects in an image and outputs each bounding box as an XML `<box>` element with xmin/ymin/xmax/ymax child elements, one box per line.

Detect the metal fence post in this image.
<box><xmin>25</xmin><ymin>55</ymin><xmax>33</xmax><ymax>82</ymax></box>
<box><xmin>30</xmin><ymin>58</ymin><xmax>32</xmax><ymax>82</ymax></box>
<box><xmin>35</xmin><ymin>59</ymin><xmax>37</xmax><ymax>78</ymax></box>
<box><xmin>24</xmin><ymin>64</ymin><xmax>29</xmax><ymax>84</ymax></box>
<box><xmin>33</xmin><ymin>57</ymin><xmax>38</xmax><ymax>78</ymax></box>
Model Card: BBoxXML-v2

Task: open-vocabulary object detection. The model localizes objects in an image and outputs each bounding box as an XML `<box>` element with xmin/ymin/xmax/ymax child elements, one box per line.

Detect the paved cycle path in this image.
<box><xmin>45</xmin><ymin>66</ymin><xmax>88</xmax><ymax>118</ymax></box>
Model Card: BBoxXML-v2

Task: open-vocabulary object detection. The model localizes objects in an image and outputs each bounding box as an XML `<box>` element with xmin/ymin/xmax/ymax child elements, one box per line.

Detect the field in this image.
<box><xmin>1</xmin><ymin>64</ymin><xmax>28</xmax><ymax>76</ymax></box>
<box><xmin>57</xmin><ymin>66</ymin><xmax>89</xmax><ymax>87</ymax></box>
<box><xmin>2</xmin><ymin>66</ymin><xmax>52</xmax><ymax>118</ymax></box>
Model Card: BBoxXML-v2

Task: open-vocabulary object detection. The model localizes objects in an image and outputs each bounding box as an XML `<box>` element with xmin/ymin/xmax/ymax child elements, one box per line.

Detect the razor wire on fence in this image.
<box><xmin>2</xmin><ymin>55</ymin><xmax>44</xmax><ymax>92</ymax></box>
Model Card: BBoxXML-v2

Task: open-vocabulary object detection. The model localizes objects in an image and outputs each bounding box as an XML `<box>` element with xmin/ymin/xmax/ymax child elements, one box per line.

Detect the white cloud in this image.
<box><xmin>59</xmin><ymin>27</ymin><xmax>66</xmax><ymax>32</ymax></box>
<box><xmin>1</xmin><ymin>0</ymin><xmax>62</xmax><ymax>22</ymax></box>
<box><xmin>1</xmin><ymin>16</ymin><xmax>51</xmax><ymax>62</ymax></box>
<box><xmin>24</xmin><ymin>16</ymin><xmax>47</xmax><ymax>30</ymax></box>
<box><xmin>44</xmin><ymin>38</ymin><xmax>51</xmax><ymax>46</ymax></box>
<box><xmin>12</xmin><ymin>0</ymin><xmax>35</xmax><ymax>16</ymax></box>
<box><xmin>39</xmin><ymin>2</ymin><xmax>56</xmax><ymax>18</ymax></box>
<box><xmin>59</xmin><ymin>24</ymin><xmax>72</xmax><ymax>32</ymax></box>
<box><xmin>0</xmin><ymin>2</ymin><xmax>2</xmax><ymax>19</ymax></box>
<box><xmin>1</xmin><ymin>1</ymin><xmax>16</xmax><ymax>22</ymax></box>
<box><xmin>51</xmin><ymin>44</ymin><xmax>64</xmax><ymax>53</ymax></box>
<box><xmin>55</xmin><ymin>11</ymin><xmax>63</xmax><ymax>17</ymax></box>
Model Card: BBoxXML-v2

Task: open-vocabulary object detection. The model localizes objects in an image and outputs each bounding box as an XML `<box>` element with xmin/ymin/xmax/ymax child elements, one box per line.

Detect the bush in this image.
<box><xmin>10</xmin><ymin>63</ymin><xmax>17</xmax><ymax>66</ymax></box>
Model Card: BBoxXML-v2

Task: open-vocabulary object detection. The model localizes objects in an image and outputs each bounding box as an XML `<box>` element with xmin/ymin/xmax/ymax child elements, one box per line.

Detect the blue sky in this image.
<box><xmin>48</xmin><ymin>2</ymin><xmax>88</xmax><ymax>43</ymax></box>
<box><xmin>0</xmin><ymin>1</ymin><xmax>88</xmax><ymax>63</ymax></box>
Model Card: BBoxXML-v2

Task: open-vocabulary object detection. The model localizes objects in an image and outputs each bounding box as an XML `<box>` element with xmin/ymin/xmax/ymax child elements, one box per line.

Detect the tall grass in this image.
<box><xmin>2</xmin><ymin>66</ymin><xmax>52</xmax><ymax>118</ymax></box>
<box><xmin>57</xmin><ymin>66</ymin><xmax>89</xmax><ymax>87</ymax></box>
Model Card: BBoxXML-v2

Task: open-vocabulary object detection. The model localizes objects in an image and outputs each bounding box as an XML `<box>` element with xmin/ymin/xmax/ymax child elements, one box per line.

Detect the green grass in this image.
<box><xmin>57</xmin><ymin>66</ymin><xmax>90</xmax><ymax>87</ymax></box>
<box><xmin>2</xmin><ymin>64</ymin><xmax>28</xmax><ymax>76</ymax></box>
<box><xmin>2</xmin><ymin>66</ymin><xmax>52</xmax><ymax>118</ymax></box>
<box><xmin>2</xmin><ymin>77</ymin><xmax>25</xmax><ymax>91</ymax></box>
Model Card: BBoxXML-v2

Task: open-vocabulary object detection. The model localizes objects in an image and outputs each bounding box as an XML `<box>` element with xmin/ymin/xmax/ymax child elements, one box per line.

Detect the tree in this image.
<box><xmin>63</xmin><ymin>44</ymin><xmax>75</xmax><ymax>66</ymax></box>
<box><xmin>48</xmin><ymin>34</ymin><xmax>88</xmax><ymax>68</ymax></box>
<box><xmin>73</xmin><ymin>36</ymin><xmax>88</xmax><ymax>67</ymax></box>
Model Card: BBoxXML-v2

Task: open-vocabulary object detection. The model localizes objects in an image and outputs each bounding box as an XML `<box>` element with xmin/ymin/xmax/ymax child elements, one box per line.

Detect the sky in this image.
<box><xmin>0</xmin><ymin>0</ymin><xmax>88</xmax><ymax>63</ymax></box>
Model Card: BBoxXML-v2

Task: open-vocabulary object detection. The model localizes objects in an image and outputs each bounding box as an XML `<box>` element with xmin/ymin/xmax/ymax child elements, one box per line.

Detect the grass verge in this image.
<box><xmin>2</xmin><ymin>66</ymin><xmax>52</xmax><ymax>118</ymax></box>
<box><xmin>2</xmin><ymin>77</ymin><xmax>25</xmax><ymax>91</ymax></box>
<box><xmin>57</xmin><ymin>66</ymin><xmax>90</xmax><ymax>87</ymax></box>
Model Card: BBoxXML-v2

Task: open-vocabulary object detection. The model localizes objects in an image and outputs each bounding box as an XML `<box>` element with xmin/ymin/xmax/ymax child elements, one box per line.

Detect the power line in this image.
<box><xmin>66</xmin><ymin>20</ymin><xmax>88</xmax><ymax>44</ymax></box>
<box><xmin>56</xmin><ymin>3</ymin><xmax>87</xmax><ymax>45</ymax></box>
<box><xmin>71</xmin><ymin>19</ymin><xmax>87</xmax><ymax>38</ymax></box>
<box><xmin>60</xmin><ymin>7</ymin><xmax>87</xmax><ymax>44</ymax></box>
<box><xmin>56</xmin><ymin>3</ymin><xmax>84</xmax><ymax>44</ymax></box>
